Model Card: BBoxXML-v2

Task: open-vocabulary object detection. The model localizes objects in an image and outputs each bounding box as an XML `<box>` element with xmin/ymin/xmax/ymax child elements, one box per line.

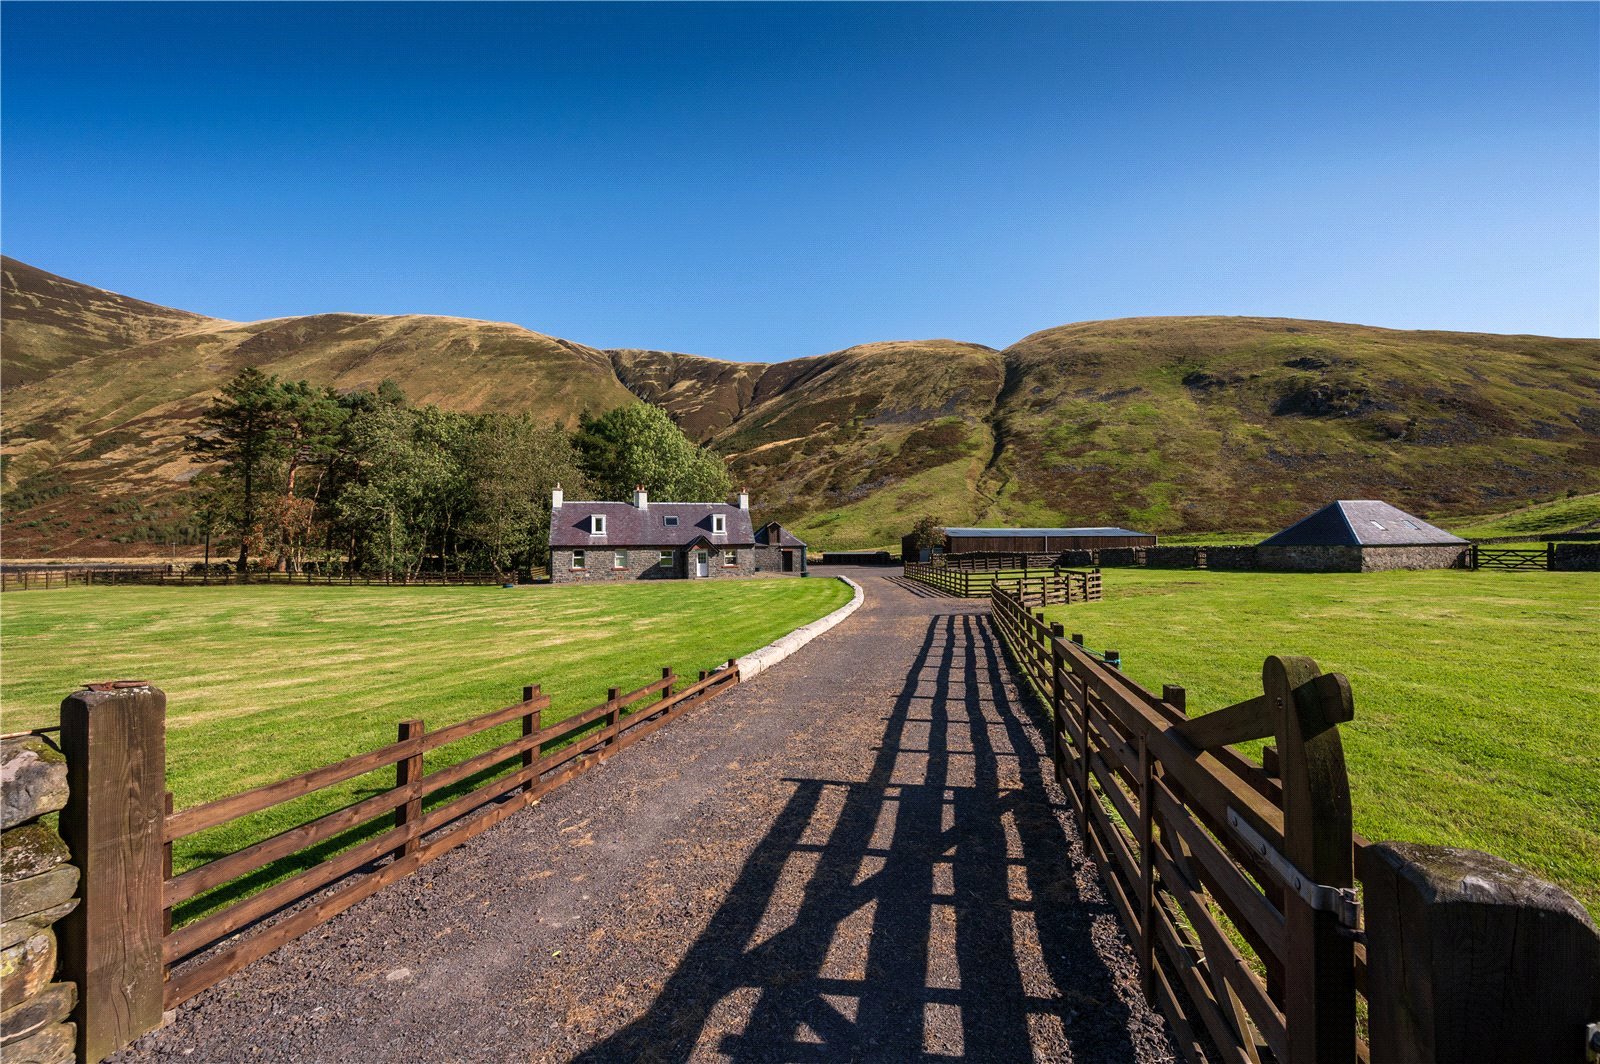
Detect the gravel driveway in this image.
<box><xmin>122</xmin><ymin>569</ymin><xmax>1173</xmax><ymax>1063</ymax></box>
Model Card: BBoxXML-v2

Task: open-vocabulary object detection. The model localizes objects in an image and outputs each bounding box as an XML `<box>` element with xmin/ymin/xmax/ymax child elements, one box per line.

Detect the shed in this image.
<box><xmin>753</xmin><ymin>522</ymin><xmax>808</xmax><ymax>575</ymax></box>
<box><xmin>1257</xmin><ymin>501</ymin><xmax>1469</xmax><ymax>572</ymax></box>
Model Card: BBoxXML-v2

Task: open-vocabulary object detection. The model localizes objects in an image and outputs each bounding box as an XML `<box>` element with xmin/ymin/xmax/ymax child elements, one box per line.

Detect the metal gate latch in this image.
<box><xmin>1226</xmin><ymin>807</ymin><xmax>1362</xmax><ymax>930</ymax></box>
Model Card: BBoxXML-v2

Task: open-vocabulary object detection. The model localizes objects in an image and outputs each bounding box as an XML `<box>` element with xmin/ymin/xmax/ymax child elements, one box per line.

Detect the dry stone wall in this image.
<box><xmin>1</xmin><ymin>736</ymin><xmax>78</xmax><ymax>1064</ymax></box>
<box><xmin>1552</xmin><ymin>543</ymin><xmax>1600</xmax><ymax>571</ymax></box>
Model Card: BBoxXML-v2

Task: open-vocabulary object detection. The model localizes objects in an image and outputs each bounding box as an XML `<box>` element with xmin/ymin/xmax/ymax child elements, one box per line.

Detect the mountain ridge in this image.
<box><xmin>4</xmin><ymin>255</ymin><xmax>1598</xmax><ymax>555</ymax></box>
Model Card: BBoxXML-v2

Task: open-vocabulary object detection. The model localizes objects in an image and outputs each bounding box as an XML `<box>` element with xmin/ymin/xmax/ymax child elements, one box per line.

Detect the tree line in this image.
<box><xmin>185</xmin><ymin>368</ymin><xmax>732</xmax><ymax>576</ymax></box>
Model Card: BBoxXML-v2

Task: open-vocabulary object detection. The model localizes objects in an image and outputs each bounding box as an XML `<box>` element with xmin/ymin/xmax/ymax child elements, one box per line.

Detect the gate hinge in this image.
<box><xmin>1226</xmin><ymin>807</ymin><xmax>1361</xmax><ymax>930</ymax></box>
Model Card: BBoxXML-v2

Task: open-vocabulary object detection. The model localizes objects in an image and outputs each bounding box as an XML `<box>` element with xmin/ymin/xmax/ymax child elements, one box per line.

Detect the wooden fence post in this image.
<box><xmin>522</xmin><ymin>685</ymin><xmax>541</xmax><ymax>792</ymax></box>
<box><xmin>395</xmin><ymin>719</ymin><xmax>425</xmax><ymax>857</ymax></box>
<box><xmin>1359</xmin><ymin>842</ymin><xmax>1600</xmax><ymax>1064</ymax></box>
<box><xmin>1162</xmin><ymin>684</ymin><xmax>1187</xmax><ymax>716</ymax></box>
<box><xmin>56</xmin><ymin>681</ymin><xmax>167</xmax><ymax>1064</ymax></box>
<box><xmin>1267</xmin><ymin>656</ymin><xmax>1357</xmax><ymax>1064</ymax></box>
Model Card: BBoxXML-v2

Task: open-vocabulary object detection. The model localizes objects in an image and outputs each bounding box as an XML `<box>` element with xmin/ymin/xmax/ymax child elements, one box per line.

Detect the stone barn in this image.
<box><xmin>1257</xmin><ymin>500</ymin><xmax>1470</xmax><ymax>572</ymax></box>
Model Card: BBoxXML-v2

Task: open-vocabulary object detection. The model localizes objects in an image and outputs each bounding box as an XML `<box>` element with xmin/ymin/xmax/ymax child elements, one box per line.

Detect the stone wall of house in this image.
<box><xmin>1205</xmin><ymin>546</ymin><xmax>1259</xmax><ymax>570</ymax></box>
<box><xmin>1551</xmin><ymin>543</ymin><xmax>1600</xmax><ymax>571</ymax></box>
<box><xmin>550</xmin><ymin>547</ymin><xmax>758</xmax><ymax>584</ymax></box>
<box><xmin>1253</xmin><ymin>544</ymin><xmax>1469</xmax><ymax>572</ymax></box>
<box><xmin>752</xmin><ymin>546</ymin><xmax>804</xmax><ymax>575</ymax></box>
<box><xmin>1</xmin><ymin>736</ymin><xmax>78</xmax><ymax>1064</ymax></box>
<box><xmin>1359</xmin><ymin>545</ymin><xmax>1472</xmax><ymax>572</ymax></box>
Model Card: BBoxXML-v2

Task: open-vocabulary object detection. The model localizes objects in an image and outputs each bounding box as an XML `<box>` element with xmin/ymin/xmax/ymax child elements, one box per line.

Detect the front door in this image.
<box><xmin>782</xmin><ymin>550</ymin><xmax>794</xmax><ymax>572</ymax></box>
<box><xmin>696</xmin><ymin>551</ymin><xmax>709</xmax><ymax>578</ymax></box>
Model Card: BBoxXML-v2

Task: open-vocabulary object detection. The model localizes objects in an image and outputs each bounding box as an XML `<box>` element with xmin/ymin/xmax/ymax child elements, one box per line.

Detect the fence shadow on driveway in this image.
<box><xmin>575</xmin><ymin>613</ymin><xmax>1140</xmax><ymax>1062</ymax></box>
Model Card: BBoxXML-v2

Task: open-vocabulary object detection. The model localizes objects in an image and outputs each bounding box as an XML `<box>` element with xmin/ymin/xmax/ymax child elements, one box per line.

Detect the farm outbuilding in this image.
<box><xmin>936</xmin><ymin>526</ymin><xmax>1156</xmax><ymax>555</ymax></box>
<box><xmin>753</xmin><ymin>522</ymin><xmax>808</xmax><ymax>575</ymax></box>
<box><xmin>1257</xmin><ymin>500</ymin><xmax>1470</xmax><ymax>572</ymax></box>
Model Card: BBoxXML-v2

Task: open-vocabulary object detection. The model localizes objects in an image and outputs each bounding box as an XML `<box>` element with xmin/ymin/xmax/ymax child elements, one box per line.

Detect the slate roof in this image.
<box><xmin>1259</xmin><ymin>501</ymin><xmax>1467</xmax><ymax>547</ymax></box>
<box><xmin>755</xmin><ymin>522</ymin><xmax>807</xmax><ymax>548</ymax></box>
<box><xmin>944</xmin><ymin>526</ymin><xmax>1150</xmax><ymax>539</ymax></box>
<box><xmin>549</xmin><ymin>500</ymin><xmax>756</xmax><ymax>549</ymax></box>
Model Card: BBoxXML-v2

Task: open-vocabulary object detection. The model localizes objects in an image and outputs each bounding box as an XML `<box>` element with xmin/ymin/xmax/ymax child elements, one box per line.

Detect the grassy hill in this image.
<box><xmin>4</xmin><ymin>257</ymin><xmax>1598</xmax><ymax>555</ymax></box>
<box><xmin>1</xmin><ymin>257</ymin><xmax>635</xmax><ymax>556</ymax></box>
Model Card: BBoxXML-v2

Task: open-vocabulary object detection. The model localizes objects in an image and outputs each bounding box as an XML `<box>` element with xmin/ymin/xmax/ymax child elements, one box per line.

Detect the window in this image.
<box><xmin>613</xmin><ymin>550</ymin><xmax>628</xmax><ymax>569</ymax></box>
<box><xmin>1401</xmin><ymin>520</ymin><xmax>1420</xmax><ymax>530</ymax></box>
<box><xmin>663</xmin><ymin>515</ymin><xmax>679</xmax><ymax>527</ymax></box>
<box><xmin>724</xmin><ymin>549</ymin><xmax>738</xmax><ymax>567</ymax></box>
<box><xmin>591</xmin><ymin>514</ymin><xmax>606</xmax><ymax>535</ymax></box>
<box><xmin>658</xmin><ymin>550</ymin><xmax>673</xmax><ymax>567</ymax></box>
<box><xmin>1370</xmin><ymin>521</ymin><xmax>1386</xmax><ymax>530</ymax></box>
<box><xmin>571</xmin><ymin>550</ymin><xmax>586</xmax><ymax>570</ymax></box>
<box><xmin>712</xmin><ymin>513</ymin><xmax>726</xmax><ymax>535</ymax></box>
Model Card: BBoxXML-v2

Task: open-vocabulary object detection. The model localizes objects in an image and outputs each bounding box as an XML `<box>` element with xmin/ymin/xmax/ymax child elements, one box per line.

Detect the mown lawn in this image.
<box><xmin>1040</xmin><ymin>568</ymin><xmax>1600</xmax><ymax>915</ymax></box>
<box><xmin>1</xmin><ymin>577</ymin><xmax>851</xmax><ymax>921</ymax></box>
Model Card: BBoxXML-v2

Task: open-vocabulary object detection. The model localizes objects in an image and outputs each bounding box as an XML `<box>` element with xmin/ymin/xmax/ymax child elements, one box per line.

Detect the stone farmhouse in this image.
<box><xmin>1256</xmin><ymin>500</ymin><xmax>1470</xmax><ymax>572</ymax></box>
<box><xmin>548</xmin><ymin>487</ymin><xmax>805</xmax><ymax>583</ymax></box>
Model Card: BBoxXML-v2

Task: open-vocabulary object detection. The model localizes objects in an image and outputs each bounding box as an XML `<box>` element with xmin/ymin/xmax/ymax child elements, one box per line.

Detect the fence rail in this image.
<box><xmin>158</xmin><ymin>662</ymin><xmax>736</xmax><ymax>1006</ymax></box>
<box><xmin>903</xmin><ymin>561</ymin><xmax>1102</xmax><ymax>603</ymax></box>
<box><xmin>986</xmin><ymin>583</ymin><xmax>1600</xmax><ymax>1064</ymax></box>
<box><xmin>991</xmin><ymin>583</ymin><xmax>1359</xmax><ymax>1063</ymax></box>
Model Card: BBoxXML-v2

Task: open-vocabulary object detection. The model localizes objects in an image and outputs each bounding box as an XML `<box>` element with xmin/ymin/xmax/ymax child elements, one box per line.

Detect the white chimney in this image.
<box><xmin>551</xmin><ymin>484</ymin><xmax>564</xmax><ymax>509</ymax></box>
<box><xmin>737</xmin><ymin>489</ymin><xmax>749</xmax><ymax>511</ymax></box>
<box><xmin>633</xmin><ymin>485</ymin><xmax>648</xmax><ymax>509</ymax></box>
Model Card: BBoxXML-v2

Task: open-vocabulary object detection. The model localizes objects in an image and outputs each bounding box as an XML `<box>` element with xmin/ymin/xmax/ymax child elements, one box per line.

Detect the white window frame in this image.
<box><xmin>723</xmin><ymin>549</ymin><xmax>738</xmax><ymax>567</ymax></box>
<box><xmin>712</xmin><ymin>513</ymin><xmax>726</xmax><ymax>535</ymax></box>
<box><xmin>658</xmin><ymin>550</ymin><xmax>673</xmax><ymax>568</ymax></box>
<box><xmin>613</xmin><ymin>550</ymin><xmax>628</xmax><ymax>569</ymax></box>
<box><xmin>571</xmin><ymin>549</ymin><xmax>586</xmax><ymax>570</ymax></box>
<box><xmin>591</xmin><ymin>514</ymin><xmax>607</xmax><ymax>535</ymax></box>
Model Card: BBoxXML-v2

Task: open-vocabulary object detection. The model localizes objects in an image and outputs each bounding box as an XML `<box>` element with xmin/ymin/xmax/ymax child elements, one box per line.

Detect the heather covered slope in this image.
<box><xmin>4</xmin><ymin>257</ymin><xmax>1598</xmax><ymax>555</ymax></box>
<box><xmin>983</xmin><ymin>316</ymin><xmax>1600</xmax><ymax>534</ymax></box>
<box><xmin>1</xmin><ymin>265</ymin><xmax>636</xmax><ymax>556</ymax></box>
<box><xmin>0</xmin><ymin>256</ymin><xmax>219</xmax><ymax>387</ymax></box>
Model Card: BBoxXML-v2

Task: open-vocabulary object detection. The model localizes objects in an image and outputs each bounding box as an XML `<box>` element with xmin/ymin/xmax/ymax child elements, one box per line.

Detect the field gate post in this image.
<box><xmin>1267</xmin><ymin>656</ymin><xmax>1357</xmax><ymax>1064</ymax></box>
<box><xmin>56</xmin><ymin>681</ymin><xmax>167</xmax><ymax>1064</ymax></box>
<box><xmin>1358</xmin><ymin>842</ymin><xmax>1600</xmax><ymax>1063</ymax></box>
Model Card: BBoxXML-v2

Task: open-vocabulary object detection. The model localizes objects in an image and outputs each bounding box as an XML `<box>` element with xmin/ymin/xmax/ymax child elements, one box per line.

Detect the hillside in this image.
<box><xmin>0</xmin><ymin>257</ymin><xmax>636</xmax><ymax>556</ymax></box>
<box><xmin>3</xmin><ymin>257</ymin><xmax>1598</xmax><ymax>554</ymax></box>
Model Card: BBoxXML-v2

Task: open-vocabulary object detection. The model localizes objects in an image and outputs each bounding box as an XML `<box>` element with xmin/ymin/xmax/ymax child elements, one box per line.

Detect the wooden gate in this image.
<box><xmin>1472</xmin><ymin>546</ymin><xmax>1550</xmax><ymax>571</ymax></box>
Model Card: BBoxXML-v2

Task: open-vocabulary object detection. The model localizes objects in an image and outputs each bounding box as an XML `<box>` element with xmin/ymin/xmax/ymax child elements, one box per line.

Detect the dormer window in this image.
<box><xmin>664</xmin><ymin>515</ymin><xmax>679</xmax><ymax>527</ymax></box>
<box><xmin>712</xmin><ymin>514</ymin><xmax>726</xmax><ymax>535</ymax></box>
<box><xmin>591</xmin><ymin>514</ymin><xmax>607</xmax><ymax>535</ymax></box>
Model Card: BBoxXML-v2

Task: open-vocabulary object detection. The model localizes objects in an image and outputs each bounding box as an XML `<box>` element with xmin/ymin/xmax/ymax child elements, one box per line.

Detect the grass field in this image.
<box><xmin>1</xmin><ymin>577</ymin><xmax>851</xmax><ymax>922</ymax></box>
<box><xmin>1040</xmin><ymin>568</ymin><xmax>1600</xmax><ymax>915</ymax></box>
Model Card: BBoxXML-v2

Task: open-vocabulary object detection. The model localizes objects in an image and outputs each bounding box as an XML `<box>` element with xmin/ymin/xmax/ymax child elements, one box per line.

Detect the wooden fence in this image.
<box><xmin>0</xmin><ymin>567</ymin><xmax>544</xmax><ymax>591</ymax></box>
<box><xmin>56</xmin><ymin>662</ymin><xmax>740</xmax><ymax>1058</ymax></box>
<box><xmin>903</xmin><ymin>561</ymin><xmax>1102</xmax><ymax>603</ymax></box>
<box><xmin>987</xmin><ymin>584</ymin><xmax>1600</xmax><ymax>1064</ymax></box>
<box><xmin>1470</xmin><ymin>545</ymin><xmax>1550</xmax><ymax>571</ymax></box>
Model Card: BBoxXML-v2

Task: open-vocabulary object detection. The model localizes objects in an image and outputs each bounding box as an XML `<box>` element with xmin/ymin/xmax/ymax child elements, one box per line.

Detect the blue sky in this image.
<box><xmin>3</xmin><ymin>2</ymin><xmax>1596</xmax><ymax>359</ymax></box>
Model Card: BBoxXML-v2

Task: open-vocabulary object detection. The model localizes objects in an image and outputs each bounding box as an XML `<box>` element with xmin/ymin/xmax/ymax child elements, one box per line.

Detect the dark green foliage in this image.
<box><xmin>573</xmin><ymin>402</ymin><xmax>732</xmax><ymax>502</ymax></box>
